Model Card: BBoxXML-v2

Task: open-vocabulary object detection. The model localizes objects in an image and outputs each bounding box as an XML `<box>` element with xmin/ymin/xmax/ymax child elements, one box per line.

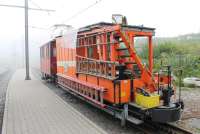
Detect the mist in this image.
<box><xmin>0</xmin><ymin>0</ymin><xmax>200</xmax><ymax>70</ymax></box>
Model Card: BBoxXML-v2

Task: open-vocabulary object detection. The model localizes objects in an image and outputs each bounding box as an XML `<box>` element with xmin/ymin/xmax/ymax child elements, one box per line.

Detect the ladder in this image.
<box><xmin>115</xmin><ymin>30</ymin><xmax>156</xmax><ymax>92</ymax></box>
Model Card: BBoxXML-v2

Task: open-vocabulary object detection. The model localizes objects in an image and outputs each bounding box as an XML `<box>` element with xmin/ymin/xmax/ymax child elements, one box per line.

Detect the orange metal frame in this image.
<box><xmin>40</xmin><ymin>22</ymin><xmax>181</xmax><ymax>125</ymax></box>
<box><xmin>43</xmin><ymin>22</ymin><xmax>158</xmax><ymax>106</ymax></box>
<box><xmin>75</xmin><ymin>23</ymin><xmax>156</xmax><ymax>104</ymax></box>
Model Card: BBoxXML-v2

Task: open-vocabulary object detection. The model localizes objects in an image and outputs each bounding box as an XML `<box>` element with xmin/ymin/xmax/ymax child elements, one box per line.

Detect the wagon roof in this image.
<box><xmin>78</xmin><ymin>22</ymin><xmax>155</xmax><ymax>33</ymax></box>
<box><xmin>40</xmin><ymin>39</ymin><xmax>56</xmax><ymax>48</ymax></box>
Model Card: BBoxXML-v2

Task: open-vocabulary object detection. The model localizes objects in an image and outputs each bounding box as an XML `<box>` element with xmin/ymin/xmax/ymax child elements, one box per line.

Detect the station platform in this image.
<box><xmin>2</xmin><ymin>69</ymin><xmax>107</xmax><ymax>134</ymax></box>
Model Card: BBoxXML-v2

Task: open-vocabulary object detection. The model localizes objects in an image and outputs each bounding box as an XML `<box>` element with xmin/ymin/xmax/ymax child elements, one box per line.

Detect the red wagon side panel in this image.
<box><xmin>40</xmin><ymin>40</ymin><xmax>57</xmax><ymax>78</ymax></box>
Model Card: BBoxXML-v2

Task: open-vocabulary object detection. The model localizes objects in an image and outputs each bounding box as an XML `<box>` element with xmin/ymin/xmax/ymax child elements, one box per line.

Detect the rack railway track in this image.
<box><xmin>134</xmin><ymin>121</ymin><xmax>193</xmax><ymax>134</ymax></box>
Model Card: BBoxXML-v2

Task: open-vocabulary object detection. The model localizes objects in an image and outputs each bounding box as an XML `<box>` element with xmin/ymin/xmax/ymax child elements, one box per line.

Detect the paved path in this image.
<box><xmin>2</xmin><ymin>69</ymin><xmax>107</xmax><ymax>134</ymax></box>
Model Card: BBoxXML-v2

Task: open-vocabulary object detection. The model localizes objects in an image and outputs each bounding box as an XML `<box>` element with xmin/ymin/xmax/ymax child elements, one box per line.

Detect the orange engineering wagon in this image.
<box><xmin>40</xmin><ymin>15</ymin><xmax>183</xmax><ymax>126</ymax></box>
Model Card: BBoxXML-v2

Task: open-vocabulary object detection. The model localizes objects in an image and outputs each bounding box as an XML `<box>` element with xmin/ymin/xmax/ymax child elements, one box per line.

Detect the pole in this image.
<box><xmin>0</xmin><ymin>2</ymin><xmax>55</xmax><ymax>80</ymax></box>
<box><xmin>25</xmin><ymin>0</ymin><xmax>31</xmax><ymax>80</ymax></box>
<box><xmin>179</xmin><ymin>70</ymin><xmax>182</xmax><ymax>102</ymax></box>
<box><xmin>148</xmin><ymin>36</ymin><xmax>153</xmax><ymax>74</ymax></box>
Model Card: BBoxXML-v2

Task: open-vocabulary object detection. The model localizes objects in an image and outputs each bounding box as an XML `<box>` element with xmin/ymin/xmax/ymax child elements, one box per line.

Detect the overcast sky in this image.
<box><xmin>1</xmin><ymin>0</ymin><xmax>200</xmax><ymax>38</ymax></box>
<box><xmin>0</xmin><ymin>0</ymin><xmax>200</xmax><ymax>67</ymax></box>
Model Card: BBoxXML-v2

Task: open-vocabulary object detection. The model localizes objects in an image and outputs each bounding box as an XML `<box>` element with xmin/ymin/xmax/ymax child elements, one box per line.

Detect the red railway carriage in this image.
<box><xmin>56</xmin><ymin>35</ymin><xmax>76</xmax><ymax>78</ymax></box>
<box><xmin>40</xmin><ymin>19</ymin><xmax>183</xmax><ymax>125</ymax></box>
<box><xmin>40</xmin><ymin>40</ymin><xmax>57</xmax><ymax>80</ymax></box>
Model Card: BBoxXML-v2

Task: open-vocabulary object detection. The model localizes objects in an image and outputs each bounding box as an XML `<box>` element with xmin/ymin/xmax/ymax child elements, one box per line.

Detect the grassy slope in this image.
<box><xmin>139</xmin><ymin>33</ymin><xmax>200</xmax><ymax>78</ymax></box>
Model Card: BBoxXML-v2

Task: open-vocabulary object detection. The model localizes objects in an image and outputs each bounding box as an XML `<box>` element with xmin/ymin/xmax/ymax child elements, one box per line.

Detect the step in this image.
<box><xmin>124</xmin><ymin>69</ymin><xmax>141</xmax><ymax>78</ymax></box>
<box><xmin>127</xmin><ymin>116</ymin><xmax>143</xmax><ymax>125</ymax></box>
<box><xmin>124</xmin><ymin>69</ymin><xmax>132</xmax><ymax>73</ymax></box>
<box><xmin>134</xmin><ymin>71</ymin><xmax>141</xmax><ymax>75</ymax></box>
<box><xmin>116</xmin><ymin>48</ymin><xmax>128</xmax><ymax>51</ymax></box>
<box><xmin>134</xmin><ymin>73</ymin><xmax>141</xmax><ymax>77</ymax></box>
<box><xmin>133</xmin><ymin>68</ymin><xmax>140</xmax><ymax>71</ymax></box>
<box><xmin>119</xmin><ymin>54</ymin><xmax>131</xmax><ymax>58</ymax></box>
<box><xmin>115</xmin><ymin>65</ymin><xmax>126</xmax><ymax>70</ymax></box>
<box><xmin>133</xmin><ymin>65</ymin><xmax>140</xmax><ymax>69</ymax></box>
<box><xmin>125</xmin><ymin>69</ymin><xmax>141</xmax><ymax>72</ymax></box>
<box><xmin>123</xmin><ymin>71</ymin><xmax>132</xmax><ymax>75</ymax></box>
<box><xmin>124</xmin><ymin>61</ymin><xmax>137</xmax><ymax>64</ymax></box>
<box><xmin>123</xmin><ymin>70</ymin><xmax>133</xmax><ymax>76</ymax></box>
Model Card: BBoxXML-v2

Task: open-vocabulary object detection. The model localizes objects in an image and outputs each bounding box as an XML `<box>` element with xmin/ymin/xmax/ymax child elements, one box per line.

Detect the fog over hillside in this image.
<box><xmin>0</xmin><ymin>29</ymin><xmax>50</xmax><ymax>69</ymax></box>
<box><xmin>1</xmin><ymin>30</ymin><xmax>199</xmax><ymax>70</ymax></box>
<box><xmin>0</xmin><ymin>0</ymin><xmax>200</xmax><ymax>70</ymax></box>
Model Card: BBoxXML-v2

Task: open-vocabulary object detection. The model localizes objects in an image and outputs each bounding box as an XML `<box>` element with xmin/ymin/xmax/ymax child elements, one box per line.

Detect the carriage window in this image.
<box><xmin>46</xmin><ymin>47</ymin><xmax>48</xmax><ymax>57</ymax></box>
<box><xmin>47</xmin><ymin>45</ymin><xmax>50</xmax><ymax>57</ymax></box>
<box><xmin>53</xmin><ymin>48</ymin><xmax>56</xmax><ymax>57</ymax></box>
<box><xmin>42</xmin><ymin>48</ymin><xmax>44</xmax><ymax>58</ymax></box>
<box><xmin>88</xmin><ymin>47</ymin><xmax>93</xmax><ymax>58</ymax></box>
<box><xmin>46</xmin><ymin>47</ymin><xmax>48</xmax><ymax>58</ymax></box>
<box><xmin>40</xmin><ymin>48</ymin><xmax>42</xmax><ymax>58</ymax></box>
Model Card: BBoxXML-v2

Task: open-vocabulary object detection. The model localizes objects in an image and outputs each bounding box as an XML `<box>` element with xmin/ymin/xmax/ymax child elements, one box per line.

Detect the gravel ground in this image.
<box><xmin>181</xmin><ymin>88</ymin><xmax>200</xmax><ymax>119</ymax></box>
<box><xmin>32</xmin><ymin>69</ymin><xmax>143</xmax><ymax>134</ymax></box>
<box><xmin>0</xmin><ymin>70</ymin><xmax>14</xmax><ymax>134</ymax></box>
<box><xmin>175</xmin><ymin>87</ymin><xmax>200</xmax><ymax>133</ymax></box>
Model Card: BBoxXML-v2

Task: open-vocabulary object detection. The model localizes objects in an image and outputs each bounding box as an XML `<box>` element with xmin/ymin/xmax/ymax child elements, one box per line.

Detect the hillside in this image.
<box><xmin>138</xmin><ymin>33</ymin><xmax>200</xmax><ymax>78</ymax></box>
